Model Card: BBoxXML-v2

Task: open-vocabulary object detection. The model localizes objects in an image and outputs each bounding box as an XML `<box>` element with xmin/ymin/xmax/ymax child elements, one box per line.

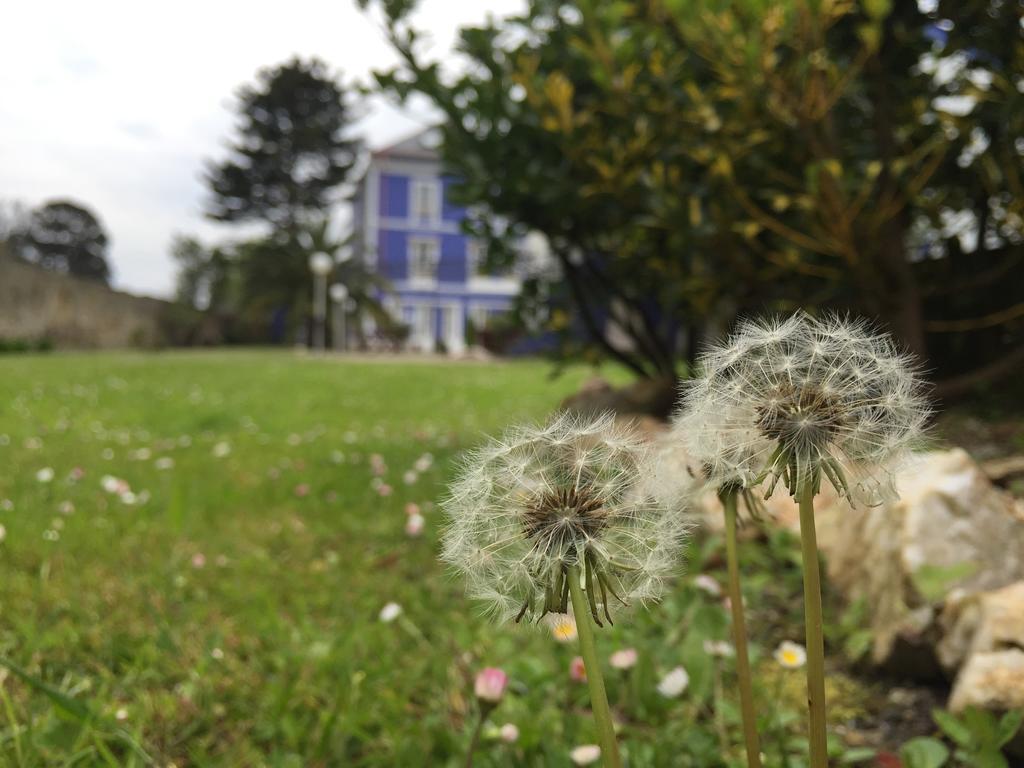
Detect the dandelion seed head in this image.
<box><xmin>441</xmin><ymin>413</ymin><xmax>689</xmax><ymax>625</ymax></box>
<box><xmin>674</xmin><ymin>312</ymin><xmax>928</xmax><ymax>505</ymax></box>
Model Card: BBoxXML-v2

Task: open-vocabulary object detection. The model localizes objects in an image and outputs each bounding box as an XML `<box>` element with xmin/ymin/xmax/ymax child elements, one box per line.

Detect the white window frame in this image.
<box><xmin>410</xmin><ymin>178</ymin><xmax>440</xmax><ymax>224</ymax></box>
<box><xmin>407</xmin><ymin>236</ymin><xmax>440</xmax><ymax>284</ymax></box>
<box><xmin>466</xmin><ymin>239</ymin><xmax>485</xmax><ymax>278</ymax></box>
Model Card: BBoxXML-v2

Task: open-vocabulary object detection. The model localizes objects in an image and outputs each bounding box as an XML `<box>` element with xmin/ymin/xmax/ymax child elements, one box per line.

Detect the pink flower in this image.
<box><xmin>499</xmin><ymin>723</ymin><xmax>519</xmax><ymax>743</ymax></box>
<box><xmin>294</xmin><ymin>483</ymin><xmax>310</xmax><ymax>498</ymax></box>
<box><xmin>569</xmin><ymin>656</ymin><xmax>587</xmax><ymax>682</ymax></box>
<box><xmin>405</xmin><ymin>513</ymin><xmax>425</xmax><ymax>537</ymax></box>
<box><xmin>474</xmin><ymin>667</ymin><xmax>508</xmax><ymax>704</ymax></box>
<box><xmin>191</xmin><ymin>553</ymin><xmax>206</xmax><ymax>569</ymax></box>
<box><xmin>377</xmin><ymin>483</ymin><xmax>393</xmax><ymax>497</ymax></box>
<box><xmin>404</xmin><ymin>502</ymin><xmax>421</xmax><ymax>516</ymax></box>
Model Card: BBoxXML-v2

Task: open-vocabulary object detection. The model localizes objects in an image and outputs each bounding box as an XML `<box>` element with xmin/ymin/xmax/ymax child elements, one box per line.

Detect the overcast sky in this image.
<box><xmin>0</xmin><ymin>0</ymin><xmax>523</xmax><ymax>298</ymax></box>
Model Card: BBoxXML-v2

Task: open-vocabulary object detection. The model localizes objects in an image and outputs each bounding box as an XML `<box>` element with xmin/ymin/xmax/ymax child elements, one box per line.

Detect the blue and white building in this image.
<box><xmin>351</xmin><ymin>129</ymin><xmax>523</xmax><ymax>353</ymax></box>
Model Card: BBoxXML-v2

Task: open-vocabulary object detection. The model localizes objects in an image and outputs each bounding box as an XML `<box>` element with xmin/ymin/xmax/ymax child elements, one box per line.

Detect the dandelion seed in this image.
<box><xmin>570</xmin><ymin>745</ymin><xmax>602</xmax><ymax>765</ymax></box>
<box><xmin>774</xmin><ymin>641</ymin><xmax>807</xmax><ymax>669</ymax></box>
<box><xmin>673</xmin><ymin>312</ymin><xmax>927</xmax><ymax>505</ymax></box>
<box><xmin>379</xmin><ymin>602</ymin><xmax>402</xmax><ymax>622</ymax></box>
<box><xmin>657</xmin><ymin>666</ymin><xmax>690</xmax><ymax>697</ymax></box>
<box><xmin>441</xmin><ymin>413</ymin><xmax>688</xmax><ymax>625</ymax></box>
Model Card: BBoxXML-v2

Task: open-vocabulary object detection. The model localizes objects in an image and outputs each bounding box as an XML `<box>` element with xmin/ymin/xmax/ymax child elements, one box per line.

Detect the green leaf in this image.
<box><xmin>900</xmin><ymin>736</ymin><xmax>950</xmax><ymax>768</ymax></box>
<box><xmin>933</xmin><ymin>709</ymin><xmax>973</xmax><ymax>748</ymax></box>
<box><xmin>912</xmin><ymin>562</ymin><xmax>978</xmax><ymax>603</ymax></box>
<box><xmin>997</xmin><ymin>710</ymin><xmax>1023</xmax><ymax>747</ymax></box>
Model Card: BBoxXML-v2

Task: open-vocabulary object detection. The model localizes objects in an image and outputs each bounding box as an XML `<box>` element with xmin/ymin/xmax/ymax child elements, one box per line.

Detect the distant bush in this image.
<box><xmin>0</xmin><ymin>337</ymin><xmax>53</xmax><ymax>354</ymax></box>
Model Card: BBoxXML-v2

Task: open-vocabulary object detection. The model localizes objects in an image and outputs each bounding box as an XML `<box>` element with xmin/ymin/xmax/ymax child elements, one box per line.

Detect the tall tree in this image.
<box><xmin>171</xmin><ymin>235</ymin><xmax>234</xmax><ymax>311</ymax></box>
<box><xmin>15</xmin><ymin>200</ymin><xmax>111</xmax><ymax>283</ymax></box>
<box><xmin>204</xmin><ymin>57</ymin><xmax>361</xmax><ymax>232</ymax></box>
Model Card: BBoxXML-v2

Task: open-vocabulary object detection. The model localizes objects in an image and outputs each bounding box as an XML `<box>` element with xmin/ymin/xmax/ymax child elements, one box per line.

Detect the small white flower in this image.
<box><xmin>212</xmin><ymin>442</ymin><xmax>231</xmax><ymax>458</ymax></box>
<box><xmin>114</xmin><ymin>707</ymin><xmax>128</xmax><ymax>721</ymax></box>
<box><xmin>610</xmin><ymin>648</ymin><xmax>638</xmax><ymax>670</ymax></box>
<box><xmin>499</xmin><ymin>723</ymin><xmax>519</xmax><ymax>743</ymax></box>
<box><xmin>210</xmin><ymin>648</ymin><xmax>225</xmax><ymax>660</ymax></box>
<box><xmin>155</xmin><ymin>457</ymin><xmax>175</xmax><ymax>470</ymax></box>
<box><xmin>547</xmin><ymin>614</ymin><xmax>578</xmax><ymax>643</ymax></box>
<box><xmin>774</xmin><ymin>641</ymin><xmax>807</xmax><ymax>669</ymax></box>
<box><xmin>570</xmin><ymin>745</ymin><xmax>602</xmax><ymax>765</ymax></box>
<box><xmin>657</xmin><ymin>666</ymin><xmax>690</xmax><ymax>698</ymax></box>
<box><xmin>703</xmin><ymin>640</ymin><xmax>735</xmax><ymax>658</ymax></box>
<box><xmin>403</xmin><ymin>470</ymin><xmax>418</xmax><ymax>485</ymax></box>
<box><xmin>0</xmin><ymin>524</ymin><xmax>6</xmax><ymax>542</ymax></box>
<box><xmin>379</xmin><ymin>602</ymin><xmax>402</xmax><ymax>623</ymax></box>
<box><xmin>694</xmin><ymin>574</ymin><xmax>722</xmax><ymax>597</ymax></box>
<box><xmin>0</xmin><ymin>499</ymin><xmax>11</xmax><ymax>511</ymax></box>
<box><xmin>36</xmin><ymin>467</ymin><xmax>54</xmax><ymax>483</ymax></box>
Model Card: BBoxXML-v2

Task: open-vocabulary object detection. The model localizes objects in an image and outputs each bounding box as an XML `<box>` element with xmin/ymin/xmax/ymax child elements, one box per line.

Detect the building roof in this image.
<box><xmin>371</xmin><ymin>127</ymin><xmax>442</xmax><ymax>161</ymax></box>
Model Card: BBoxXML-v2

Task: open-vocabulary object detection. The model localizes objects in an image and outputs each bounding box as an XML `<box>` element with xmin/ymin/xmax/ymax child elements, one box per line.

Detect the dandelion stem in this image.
<box><xmin>797</xmin><ymin>479</ymin><xmax>828</xmax><ymax>768</ymax></box>
<box><xmin>722</xmin><ymin>490</ymin><xmax>763</xmax><ymax>768</ymax></box>
<box><xmin>567</xmin><ymin>564</ymin><xmax>622</xmax><ymax>768</ymax></box>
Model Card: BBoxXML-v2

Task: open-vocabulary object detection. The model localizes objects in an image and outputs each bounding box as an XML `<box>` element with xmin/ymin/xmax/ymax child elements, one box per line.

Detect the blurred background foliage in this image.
<box><xmin>364</xmin><ymin>0</ymin><xmax>1024</xmax><ymax>395</ymax></box>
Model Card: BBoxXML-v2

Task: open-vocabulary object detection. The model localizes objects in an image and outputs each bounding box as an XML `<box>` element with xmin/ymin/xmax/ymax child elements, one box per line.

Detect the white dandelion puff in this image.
<box><xmin>673</xmin><ymin>312</ymin><xmax>928</xmax><ymax>505</ymax></box>
<box><xmin>440</xmin><ymin>413</ymin><xmax>689</xmax><ymax>626</ymax></box>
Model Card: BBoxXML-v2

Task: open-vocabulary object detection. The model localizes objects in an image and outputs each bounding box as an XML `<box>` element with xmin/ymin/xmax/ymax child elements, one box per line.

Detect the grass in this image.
<box><xmin>0</xmin><ymin>351</ymin><xmax>909</xmax><ymax>766</ymax></box>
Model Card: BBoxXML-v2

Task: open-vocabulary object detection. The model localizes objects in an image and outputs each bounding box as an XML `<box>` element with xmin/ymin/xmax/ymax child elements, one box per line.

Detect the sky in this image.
<box><xmin>0</xmin><ymin>0</ymin><xmax>523</xmax><ymax>298</ymax></box>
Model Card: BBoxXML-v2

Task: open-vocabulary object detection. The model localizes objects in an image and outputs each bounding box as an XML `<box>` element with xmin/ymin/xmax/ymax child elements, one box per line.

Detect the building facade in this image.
<box><xmin>352</xmin><ymin>129</ymin><xmax>519</xmax><ymax>353</ymax></box>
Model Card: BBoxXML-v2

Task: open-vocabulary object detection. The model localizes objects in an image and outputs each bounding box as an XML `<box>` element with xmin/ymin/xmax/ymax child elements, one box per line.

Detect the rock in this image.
<box><xmin>948</xmin><ymin>650</ymin><xmax>1024</xmax><ymax>713</ymax></box>
<box><xmin>981</xmin><ymin>455</ymin><xmax>1024</xmax><ymax>485</ymax></box>
<box><xmin>810</xmin><ymin>449</ymin><xmax>1024</xmax><ymax>673</ymax></box>
<box><xmin>561</xmin><ymin>376</ymin><xmax>677</xmax><ymax>420</ymax></box>
<box><xmin>938</xmin><ymin>581</ymin><xmax>1024</xmax><ymax>673</ymax></box>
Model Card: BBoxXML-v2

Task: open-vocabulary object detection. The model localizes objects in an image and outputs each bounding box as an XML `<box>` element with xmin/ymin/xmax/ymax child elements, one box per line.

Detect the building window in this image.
<box><xmin>408</xmin><ymin>237</ymin><xmax>440</xmax><ymax>281</ymax></box>
<box><xmin>410</xmin><ymin>179</ymin><xmax>439</xmax><ymax>223</ymax></box>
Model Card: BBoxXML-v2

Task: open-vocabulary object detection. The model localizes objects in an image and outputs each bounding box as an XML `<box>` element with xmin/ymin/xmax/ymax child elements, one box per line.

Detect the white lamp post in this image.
<box><xmin>308</xmin><ymin>251</ymin><xmax>333</xmax><ymax>352</ymax></box>
<box><xmin>329</xmin><ymin>282</ymin><xmax>349</xmax><ymax>352</ymax></box>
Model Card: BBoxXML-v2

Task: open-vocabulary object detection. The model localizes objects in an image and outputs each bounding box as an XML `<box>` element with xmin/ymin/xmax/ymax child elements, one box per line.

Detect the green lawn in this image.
<box><xmin>0</xmin><ymin>351</ymin><xmax>849</xmax><ymax>767</ymax></box>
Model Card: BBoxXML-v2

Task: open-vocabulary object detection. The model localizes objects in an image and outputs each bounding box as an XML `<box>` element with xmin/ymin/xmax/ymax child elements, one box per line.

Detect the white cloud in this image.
<box><xmin>0</xmin><ymin>0</ymin><xmax>523</xmax><ymax>297</ymax></box>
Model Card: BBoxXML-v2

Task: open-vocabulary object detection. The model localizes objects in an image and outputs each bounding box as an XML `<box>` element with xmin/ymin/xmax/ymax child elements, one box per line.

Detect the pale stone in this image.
<box><xmin>949</xmin><ymin>650</ymin><xmax>1024</xmax><ymax>713</ymax></box>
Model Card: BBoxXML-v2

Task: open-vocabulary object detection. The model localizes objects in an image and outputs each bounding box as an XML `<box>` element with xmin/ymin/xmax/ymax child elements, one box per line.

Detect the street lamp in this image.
<box><xmin>308</xmin><ymin>251</ymin><xmax>333</xmax><ymax>352</ymax></box>
<box><xmin>329</xmin><ymin>282</ymin><xmax>349</xmax><ymax>352</ymax></box>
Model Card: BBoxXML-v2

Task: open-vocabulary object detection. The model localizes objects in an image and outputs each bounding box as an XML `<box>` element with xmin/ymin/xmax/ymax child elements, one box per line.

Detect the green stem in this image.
<box><xmin>464</xmin><ymin>705</ymin><xmax>491</xmax><ymax>768</ymax></box>
<box><xmin>567</xmin><ymin>564</ymin><xmax>622</xmax><ymax>768</ymax></box>
<box><xmin>722</xmin><ymin>490</ymin><xmax>763</xmax><ymax>768</ymax></box>
<box><xmin>797</xmin><ymin>480</ymin><xmax>828</xmax><ymax>767</ymax></box>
